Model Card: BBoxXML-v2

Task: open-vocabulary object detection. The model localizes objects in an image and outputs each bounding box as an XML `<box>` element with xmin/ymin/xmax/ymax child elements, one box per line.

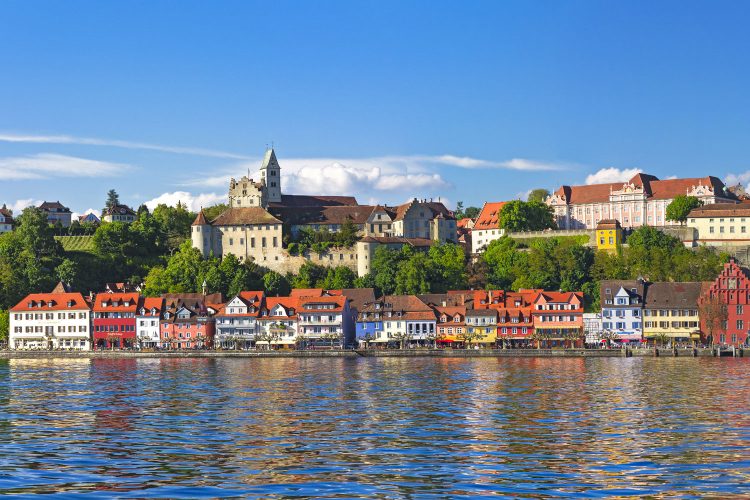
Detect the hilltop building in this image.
<box><xmin>686</xmin><ymin>202</ymin><xmax>750</xmax><ymax>246</ymax></box>
<box><xmin>39</xmin><ymin>201</ymin><xmax>72</xmax><ymax>227</ymax></box>
<box><xmin>0</xmin><ymin>205</ymin><xmax>13</xmax><ymax>234</ymax></box>
<box><xmin>102</xmin><ymin>204</ymin><xmax>137</xmax><ymax>223</ymax></box>
<box><xmin>192</xmin><ymin>149</ymin><xmax>456</xmax><ymax>275</ymax></box>
<box><xmin>471</xmin><ymin>202</ymin><xmax>506</xmax><ymax>254</ymax></box>
<box><xmin>547</xmin><ymin>173</ymin><xmax>736</xmax><ymax>230</ymax></box>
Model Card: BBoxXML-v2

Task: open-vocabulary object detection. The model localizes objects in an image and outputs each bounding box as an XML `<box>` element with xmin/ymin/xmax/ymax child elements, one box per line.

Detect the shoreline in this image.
<box><xmin>0</xmin><ymin>348</ymin><xmax>742</xmax><ymax>359</ymax></box>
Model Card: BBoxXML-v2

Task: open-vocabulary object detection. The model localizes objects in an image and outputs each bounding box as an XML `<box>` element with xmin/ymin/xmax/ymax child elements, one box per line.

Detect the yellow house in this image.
<box><xmin>596</xmin><ymin>219</ymin><xmax>622</xmax><ymax>251</ymax></box>
<box><xmin>465</xmin><ymin>308</ymin><xmax>498</xmax><ymax>346</ymax></box>
<box><xmin>642</xmin><ymin>282</ymin><xmax>703</xmax><ymax>343</ymax></box>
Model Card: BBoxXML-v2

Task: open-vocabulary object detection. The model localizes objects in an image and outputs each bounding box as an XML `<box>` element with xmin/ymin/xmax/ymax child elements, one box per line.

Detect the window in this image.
<box><xmin>737</xmin><ymin>305</ymin><xmax>743</xmax><ymax>315</ymax></box>
<box><xmin>738</xmin><ymin>320</ymin><xmax>744</xmax><ymax>330</ymax></box>
<box><xmin>710</xmin><ymin>227</ymin><xmax>715</xmax><ymax>234</ymax></box>
<box><xmin>229</xmin><ymin>238</ymin><xmax>234</xmax><ymax>245</ymax></box>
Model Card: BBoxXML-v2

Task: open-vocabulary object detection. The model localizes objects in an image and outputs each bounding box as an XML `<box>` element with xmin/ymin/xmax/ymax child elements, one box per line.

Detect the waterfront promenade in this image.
<box><xmin>0</xmin><ymin>347</ymin><xmax>742</xmax><ymax>359</ymax></box>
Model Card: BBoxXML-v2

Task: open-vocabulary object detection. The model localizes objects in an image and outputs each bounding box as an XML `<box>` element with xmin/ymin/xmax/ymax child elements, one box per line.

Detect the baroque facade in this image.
<box><xmin>547</xmin><ymin>173</ymin><xmax>736</xmax><ymax>230</ymax></box>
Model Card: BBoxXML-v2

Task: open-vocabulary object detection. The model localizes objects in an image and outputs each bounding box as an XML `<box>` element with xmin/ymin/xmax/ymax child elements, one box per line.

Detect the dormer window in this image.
<box><xmin>28</xmin><ymin>301</ymin><xmax>34</xmax><ymax>308</ymax></box>
<box><xmin>454</xmin><ymin>315</ymin><xmax>460</xmax><ymax>323</ymax></box>
<box><xmin>48</xmin><ymin>302</ymin><xmax>54</xmax><ymax>308</ymax></box>
<box><xmin>124</xmin><ymin>301</ymin><xmax>130</xmax><ymax>307</ymax></box>
<box><xmin>67</xmin><ymin>301</ymin><xmax>73</xmax><ymax>307</ymax></box>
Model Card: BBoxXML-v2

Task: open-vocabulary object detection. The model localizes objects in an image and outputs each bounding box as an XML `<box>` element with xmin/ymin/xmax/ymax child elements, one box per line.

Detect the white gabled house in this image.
<box><xmin>214</xmin><ymin>291</ymin><xmax>264</xmax><ymax>348</ymax></box>
<box><xmin>10</xmin><ymin>286</ymin><xmax>92</xmax><ymax>350</ymax></box>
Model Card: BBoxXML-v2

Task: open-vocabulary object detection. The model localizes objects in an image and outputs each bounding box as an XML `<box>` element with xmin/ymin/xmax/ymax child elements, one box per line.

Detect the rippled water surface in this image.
<box><xmin>1</xmin><ymin>357</ymin><xmax>750</xmax><ymax>497</ymax></box>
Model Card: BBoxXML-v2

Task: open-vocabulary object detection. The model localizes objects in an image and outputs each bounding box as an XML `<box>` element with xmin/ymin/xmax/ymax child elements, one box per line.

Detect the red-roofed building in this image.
<box><xmin>136</xmin><ymin>297</ymin><xmax>163</xmax><ymax>348</ymax></box>
<box><xmin>297</xmin><ymin>295</ymin><xmax>352</xmax><ymax>348</ymax></box>
<box><xmin>10</xmin><ymin>287</ymin><xmax>92</xmax><ymax>350</ymax></box>
<box><xmin>472</xmin><ymin>202</ymin><xmax>507</xmax><ymax>254</ymax></box>
<box><xmin>93</xmin><ymin>293</ymin><xmax>139</xmax><ymax>349</ymax></box>
<box><xmin>257</xmin><ymin>296</ymin><xmax>299</xmax><ymax>349</ymax></box>
<box><xmin>531</xmin><ymin>291</ymin><xmax>584</xmax><ymax>347</ymax></box>
<box><xmin>698</xmin><ymin>259</ymin><xmax>750</xmax><ymax>346</ymax></box>
<box><xmin>547</xmin><ymin>173</ymin><xmax>736</xmax><ymax>230</ymax></box>
<box><xmin>215</xmin><ymin>291</ymin><xmax>264</xmax><ymax>348</ymax></box>
<box><xmin>160</xmin><ymin>297</ymin><xmax>216</xmax><ymax>349</ymax></box>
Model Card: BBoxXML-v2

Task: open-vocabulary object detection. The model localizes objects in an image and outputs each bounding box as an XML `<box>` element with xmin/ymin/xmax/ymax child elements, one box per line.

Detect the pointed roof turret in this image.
<box><xmin>261</xmin><ymin>148</ymin><xmax>280</xmax><ymax>170</ymax></box>
<box><xmin>192</xmin><ymin>210</ymin><xmax>209</xmax><ymax>226</ymax></box>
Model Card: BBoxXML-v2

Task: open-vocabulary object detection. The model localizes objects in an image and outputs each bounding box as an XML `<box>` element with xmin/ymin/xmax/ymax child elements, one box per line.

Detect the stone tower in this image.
<box><xmin>191</xmin><ymin>210</ymin><xmax>212</xmax><ymax>257</ymax></box>
<box><xmin>260</xmin><ymin>148</ymin><xmax>282</xmax><ymax>204</ymax></box>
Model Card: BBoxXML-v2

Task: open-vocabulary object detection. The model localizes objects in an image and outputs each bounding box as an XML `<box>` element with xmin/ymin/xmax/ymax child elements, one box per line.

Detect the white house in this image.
<box><xmin>136</xmin><ymin>297</ymin><xmax>163</xmax><ymax>348</ymax></box>
<box><xmin>0</xmin><ymin>205</ymin><xmax>13</xmax><ymax>234</ymax></box>
<box><xmin>256</xmin><ymin>297</ymin><xmax>299</xmax><ymax>348</ymax></box>
<box><xmin>600</xmin><ymin>280</ymin><xmax>645</xmax><ymax>343</ymax></box>
<box><xmin>471</xmin><ymin>202</ymin><xmax>506</xmax><ymax>254</ymax></box>
<box><xmin>10</xmin><ymin>288</ymin><xmax>92</xmax><ymax>350</ymax></box>
<box><xmin>214</xmin><ymin>291</ymin><xmax>264</xmax><ymax>348</ymax></box>
<box><xmin>297</xmin><ymin>296</ymin><xmax>351</xmax><ymax>347</ymax></box>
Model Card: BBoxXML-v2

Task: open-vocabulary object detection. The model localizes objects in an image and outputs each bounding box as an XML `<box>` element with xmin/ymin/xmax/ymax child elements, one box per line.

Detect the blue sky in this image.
<box><xmin>2</xmin><ymin>0</ymin><xmax>750</xmax><ymax>216</ymax></box>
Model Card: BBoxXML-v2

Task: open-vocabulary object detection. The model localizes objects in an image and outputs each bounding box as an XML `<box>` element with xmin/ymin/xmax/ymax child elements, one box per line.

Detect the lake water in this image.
<box><xmin>1</xmin><ymin>357</ymin><xmax>750</xmax><ymax>497</ymax></box>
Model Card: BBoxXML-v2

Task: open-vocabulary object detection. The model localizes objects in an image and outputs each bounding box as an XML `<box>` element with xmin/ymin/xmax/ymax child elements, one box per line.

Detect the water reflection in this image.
<box><xmin>0</xmin><ymin>357</ymin><xmax>749</xmax><ymax>496</ymax></box>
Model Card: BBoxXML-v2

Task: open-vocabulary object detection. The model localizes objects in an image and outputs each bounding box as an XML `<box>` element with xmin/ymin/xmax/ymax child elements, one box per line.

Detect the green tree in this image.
<box><xmin>499</xmin><ymin>200</ymin><xmax>556</xmax><ymax>232</ymax></box>
<box><xmin>428</xmin><ymin>243</ymin><xmax>467</xmax><ymax>292</ymax></box>
<box><xmin>202</xmin><ymin>203</ymin><xmax>229</xmax><ymax>221</ymax></box>
<box><xmin>395</xmin><ymin>249</ymin><xmax>431</xmax><ymax>295</ymax></box>
<box><xmin>263</xmin><ymin>271</ymin><xmax>291</xmax><ymax>296</ymax></box>
<box><xmin>55</xmin><ymin>259</ymin><xmax>79</xmax><ymax>287</ymax></box>
<box><xmin>0</xmin><ymin>309</ymin><xmax>8</xmax><ymax>344</ymax></box>
<box><xmin>527</xmin><ymin>188</ymin><xmax>551</xmax><ymax>204</ymax></box>
<box><xmin>105</xmin><ymin>189</ymin><xmax>120</xmax><ymax>210</ymax></box>
<box><xmin>152</xmin><ymin>203</ymin><xmax>196</xmax><ymax>253</ymax></box>
<box><xmin>291</xmin><ymin>262</ymin><xmax>328</xmax><ymax>289</ymax></box>
<box><xmin>464</xmin><ymin>206</ymin><xmax>481</xmax><ymax>219</ymax></box>
<box><xmin>483</xmin><ymin>236</ymin><xmax>526</xmax><ymax>289</ymax></box>
<box><xmin>371</xmin><ymin>246</ymin><xmax>404</xmax><ymax>295</ymax></box>
<box><xmin>666</xmin><ymin>195</ymin><xmax>703</xmax><ymax>224</ymax></box>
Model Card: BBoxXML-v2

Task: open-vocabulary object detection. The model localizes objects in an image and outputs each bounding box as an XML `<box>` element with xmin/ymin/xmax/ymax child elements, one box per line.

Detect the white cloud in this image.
<box><xmin>725</xmin><ymin>171</ymin><xmax>750</xmax><ymax>187</ymax></box>
<box><xmin>0</xmin><ymin>153</ymin><xmax>130</xmax><ymax>180</ymax></box>
<box><xmin>143</xmin><ymin>191</ymin><xmax>227</xmax><ymax>212</ymax></box>
<box><xmin>0</xmin><ymin>133</ymin><xmax>251</xmax><ymax>160</ymax></box>
<box><xmin>585</xmin><ymin>167</ymin><xmax>643</xmax><ymax>185</ymax></box>
<box><xmin>6</xmin><ymin>199</ymin><xmax>43</xmax><ymax>214</ymax></box>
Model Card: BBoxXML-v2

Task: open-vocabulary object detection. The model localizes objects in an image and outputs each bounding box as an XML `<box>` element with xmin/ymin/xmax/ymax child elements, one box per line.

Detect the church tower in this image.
<box><xmin>260</xmin><ymin>148</ymin><xmax>282</xmax><ymax>204</ymax></box>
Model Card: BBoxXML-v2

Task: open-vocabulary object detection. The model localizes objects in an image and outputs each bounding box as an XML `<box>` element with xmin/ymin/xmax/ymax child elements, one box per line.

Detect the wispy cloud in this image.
<box><xmin>182</xmin><ymin>154</ymin><xmax>566</xmax><ymax>192</ymax></box>
<box><xmin>143</xmin><ymin>191</ymin><xmax>227</xmax><ymax>212</ymax></box>
<box><xmin>585</xmin><ymin>167</ymin><xmax>642</xmax><ymax>185</ymax></box>
<box><xmin>0</xmin><ymin>153</ymin><xmax>130</xmax><ymax>180</ymax></box>
<box><xmin>0</xmin><ymin>133</ymin><xmax>251</xmax><ymax>160</ymax></box>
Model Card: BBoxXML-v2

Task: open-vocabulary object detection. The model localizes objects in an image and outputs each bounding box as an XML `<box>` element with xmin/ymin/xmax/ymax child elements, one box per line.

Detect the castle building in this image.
<box><xmin>192</xmin><ymin>149</ymin><xmax>457</xmax><ymax>276</ymax></box>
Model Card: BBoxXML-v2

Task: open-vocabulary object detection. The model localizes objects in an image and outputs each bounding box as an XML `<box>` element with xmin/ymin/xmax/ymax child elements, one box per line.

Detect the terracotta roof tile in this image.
<box><xmin>11</xmin><ymin>292</ymin><xmax>90</xmax><ymax>312</ymax></box>
<box><xmin>474</xmin><ymin>202</ymin><xmax>507</xmax><ymax>230</ymax></box>
<box><xmin>210</xmin><ymin>207</ymin><xmax>281</xmax><ymax>226</ymax></box>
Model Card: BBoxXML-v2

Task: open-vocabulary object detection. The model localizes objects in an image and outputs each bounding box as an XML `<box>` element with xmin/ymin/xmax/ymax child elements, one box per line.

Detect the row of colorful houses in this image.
<box><xmin>8</xmin><ymin>284</ymin><xmax>586</xmax><ymax>350</ymax></box>
<box><xmin>11</xmin><ymin>259</ymin><xmax>750</xmax><ymax>350</ymax></box>
<box><xmin>356</xmin><ymin>289</ymin><xmax>585</xmax><ymax>348</ymax></box>
<box><xmin>592</xmin><ymin>260</ymin><xmax>750</xmax><ymax>346</ymax></box>
<box><xmin>8</xmin><ymin>285</ymin><xmax>374</xmax><ymax>351</ymax></box>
